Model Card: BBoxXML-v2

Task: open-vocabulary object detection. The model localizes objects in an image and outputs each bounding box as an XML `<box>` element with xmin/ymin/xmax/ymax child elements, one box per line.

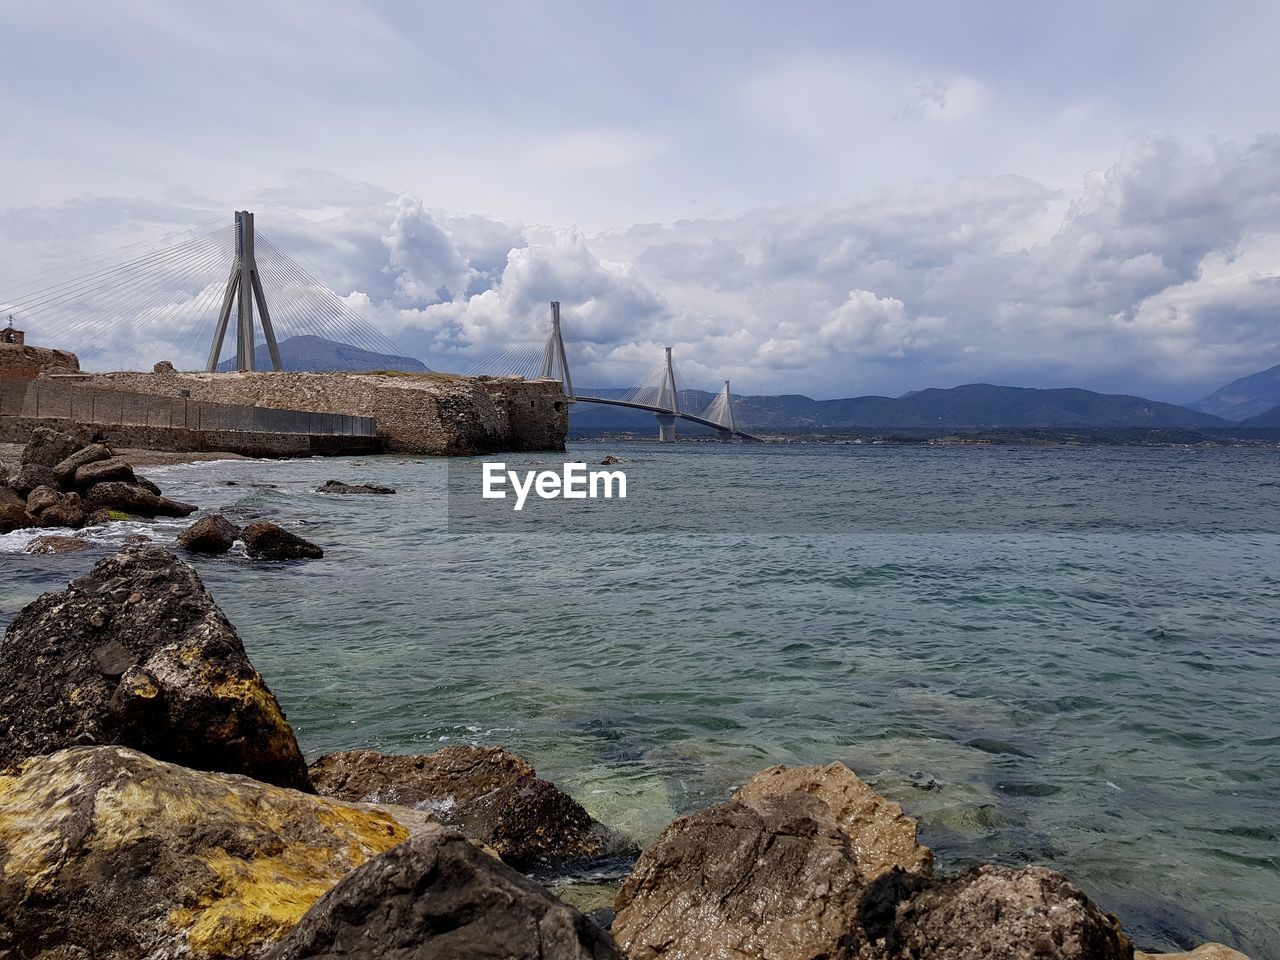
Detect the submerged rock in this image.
<box><xmin>20</xmin><ymin>426</ymin><xmax>82</xmax><ymax>467</ymax></box>
<box><xmin>242</xmin><ymin>520</ymin><xmax>324</xmax><ymax>560</ymax></box>
<box><xmin>0</xmin><ymin>546</ymin><xmax>311</xmax><ymax>790</ymax></box>
<box><xmin>1136</xmin><ymin>946</ymin><xmax>1251</xmax><ymax>960</ymax></box>
<box><xmin>316</xmin><ymin>479</ymin><xmax>396</xmax><ymax>495</ymax></box>
<box><xmin>25</xmin><ymin>534</ymin><xmax>93</xmax><ymax>555</ymax></box>
<box><xmin>178</xmin><ymin>514</ymin><xmax>240</xmax><ymax>554</ymax></box>
<box><xmin>265</xmin><ymin>829</ymin><xmax>624</xmax><ymax>960</ymax></box>
<box><xmin>0</xmin><ymin>746</ymin><xmax>441</xmax><ymax>960</ymax></box>
<box><xmin>309</xmin><ymin>745</ymin><xmax>635</xmax><ymax>871</ymax></box>
<box><xmin>86</xmin><ymin>480</ymin><xmax>198</xmax><ymax>518</ymax></box>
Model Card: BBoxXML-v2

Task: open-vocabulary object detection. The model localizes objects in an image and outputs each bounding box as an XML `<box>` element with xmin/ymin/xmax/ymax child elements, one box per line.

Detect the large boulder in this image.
<box><xmin>242</xmin><ymin>520</ymin><xmax>324</xmax><ymax>560</ymax></box>
<box><xmin>611</xmin><ymin>763</ymin><xmax>934</xmax><ymax>960</ymax></box>
<box><xmin>8</xmin><ymin>461</ymin><xmax>57</xmax><ymax>496</ymax></box>
<box><xmin>0</xmin><ymin>746</ymin><xmax>442</xmax><ymax>960</ymax></box>
<box><xmin>86</xmin><ymin>480</ymin><xmax>197</xmax><ymax>518</ymax></box>
<box><xmin>0</xmin><ymin>546</ymin><xmax>311</xmax><ymax>790</ymax></box>
<box><xmin>75</xmin><ymin>455</ymin><xmax>137</xmax><ymax>487</ymax></box>
<box><xmin>39</xmin><ymin>490</ymin><xmax>87</xmax><ymax>529</ymax></box>
<box><xmin>0</xmin><ymin>502</ymin><xmax>35</xmax><ymax>533</ymax></box>
<box><xmin>25</xmin><ymin>483</ymin><xmax>62</xmax><ymax>514</ymax></box>
<box><xmin>309</xmin><ymin>746</ymin><xmax>635</xmax><ymax>871</ymax></box>
<box><xmin>0</xmin><ymin>483</ymin><xmax>25</xmax><ymax>511</ymax></box>
<box><xmin>178</xmin><ymin>514</ymin><xmax>240</xmax><ymax>554</ymax></box>
<box><xmin>52</xmin><ymin>441</ymin><xmax>111</xmax><ymax>486</ymax></box>
<box><xmin>265</xmin><ymin>828</ymin><xmax>624</xmax><ymax>960</ymax></box>
<box><xmin>20</xmin><ymin>426</ymin><xmax>82</xmax><ymax>467</ymax></box>
<box><xmin>871</xmin><ymin>864</ymin><xmax>1132</xmax><ymax>960</ymax></box>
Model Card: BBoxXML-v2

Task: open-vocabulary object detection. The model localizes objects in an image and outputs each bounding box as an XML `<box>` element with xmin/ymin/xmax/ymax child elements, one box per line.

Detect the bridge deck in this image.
<box><xmin>570</xmin><ymin>395</ymin><xmax>760</xmax><ymax>442</ymax></box>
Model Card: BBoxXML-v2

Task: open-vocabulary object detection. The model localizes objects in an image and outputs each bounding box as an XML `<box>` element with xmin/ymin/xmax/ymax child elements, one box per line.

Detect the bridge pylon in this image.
<box><xmin>538</xmin><ymin>301</ymin><xmax>573</xmax><ymax>397</ymax></box>
<box><xmin>205</xmin><ymin>211</ymin><xmax>283</xmax><ymax>372</ymax></box>
<box><xmin>656</xmin><ymin>345</ymin><xmax>679</xmax><ymax>442</ymax></box>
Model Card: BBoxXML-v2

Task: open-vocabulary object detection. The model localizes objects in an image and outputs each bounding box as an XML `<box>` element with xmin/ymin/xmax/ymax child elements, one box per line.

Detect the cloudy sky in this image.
<box><xmin>3</xmin><ymin>0</ymin><xmax>1280</xmax><ymax>401</ymax></box>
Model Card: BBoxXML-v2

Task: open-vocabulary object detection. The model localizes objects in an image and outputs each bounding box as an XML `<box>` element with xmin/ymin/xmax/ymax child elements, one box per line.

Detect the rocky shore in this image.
<box><xmin>0</xmin><ymin>545</ymin><xmax>1251</xmax><ymax>959</ymax></box>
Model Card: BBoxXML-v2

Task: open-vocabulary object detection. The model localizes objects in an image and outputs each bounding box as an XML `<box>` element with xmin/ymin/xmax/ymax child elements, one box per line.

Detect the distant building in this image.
<box><xmin>0</xmin><ymin>319</ymin><xmax>80</xmax><ymax>380</ymax></box>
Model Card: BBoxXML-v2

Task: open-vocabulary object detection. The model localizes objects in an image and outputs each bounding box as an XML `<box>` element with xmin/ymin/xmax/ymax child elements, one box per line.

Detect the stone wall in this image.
<box><xmin>83</xmin><ymin>369</ymin><xmax>568</xmax><ymax>455</ymax></box>
<box><xmin>0</xmin><ymin>417</ymin><xmax>380</xmax><ymax>458</ymax></box>
<box><xmin>0</xmin><ymin>343</ymin><xmax>80</xmax><ymax>381</ymax></box>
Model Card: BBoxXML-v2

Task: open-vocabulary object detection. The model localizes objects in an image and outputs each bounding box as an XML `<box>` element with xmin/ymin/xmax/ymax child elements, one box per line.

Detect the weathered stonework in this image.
<box><xmin>84</xmin><ymin>370</ymin><xmax>568</xmax><ymax>454</ymax></box>
<box><xmin>0</xmin><ymin>332</ymin><xmax>79</xmax><ymax>381</ymax></box>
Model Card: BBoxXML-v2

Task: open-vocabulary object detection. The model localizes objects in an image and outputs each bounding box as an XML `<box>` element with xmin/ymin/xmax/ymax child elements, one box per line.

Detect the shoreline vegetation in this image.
<box><xmin>0</xmin><ymin>426</ymin><xmax>1257</xmax><ymax>958</ymax></box>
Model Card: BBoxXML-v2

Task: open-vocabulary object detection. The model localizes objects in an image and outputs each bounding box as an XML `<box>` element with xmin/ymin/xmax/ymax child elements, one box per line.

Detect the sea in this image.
<box><xmin>2</xmin><ymin>442</ymin><xmax>1277</xmax><ymax>956</ymax></box>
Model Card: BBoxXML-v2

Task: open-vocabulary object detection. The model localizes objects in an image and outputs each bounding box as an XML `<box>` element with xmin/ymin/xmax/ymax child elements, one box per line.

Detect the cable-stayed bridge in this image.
<box><xmin>470</xmin><ymin>302</ymin><xmax>760</xmax><ymax>442</ymax></box>
<box><xmin>1</xmin><ymin>211</ymin><xmax>406</xmax><ymax>372</ymax></box>
<box><xmin>3</xmin><ymin>213</ymin><xmax>758</xmax><ymax>441</ymax></box>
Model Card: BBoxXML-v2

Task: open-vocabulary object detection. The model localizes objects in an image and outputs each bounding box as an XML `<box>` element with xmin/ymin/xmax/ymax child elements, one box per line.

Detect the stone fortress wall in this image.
<box><xmin>0</xmin><ymin>325</ymin><xmax>80</xmax><ymax>381</ymax></box>
<box><xmin>86</xmin><ymin>367</ymin><xmax>569</xmax><ymax>455</ymax></box>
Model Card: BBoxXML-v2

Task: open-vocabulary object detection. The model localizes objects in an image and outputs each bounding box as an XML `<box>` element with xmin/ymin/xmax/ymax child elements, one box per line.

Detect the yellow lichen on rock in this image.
<box><xmin>0</xmin><ymin>746</ymin><xmax>439</xmax><ymax>960</ymax></box>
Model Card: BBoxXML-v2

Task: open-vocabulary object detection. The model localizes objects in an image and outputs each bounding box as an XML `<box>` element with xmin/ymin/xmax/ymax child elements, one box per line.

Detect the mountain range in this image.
<box><xmin>1188</xmin><ymin>363</ymin><xmax>1280</xmax><ymax>422</ymax></box>
<box><xmin>569</xmin><ymin>383</ymin><xmax>1234</xmax><ymax>433</ymax></box>
<box><xmin>216</xmin><ymin>335</ymin><xmax>429</xmax><ymax>373</ymax></box>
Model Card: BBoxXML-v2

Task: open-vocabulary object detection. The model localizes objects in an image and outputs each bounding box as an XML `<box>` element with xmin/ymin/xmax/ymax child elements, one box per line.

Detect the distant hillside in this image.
<box><xmin>1190</xmin><ymin>363</ymin><xmax>1280</xmax><ymax>421</ymax></box>
<box><xmin>1240</xmin><ymin>404</ymin><xmax>1280</xmax><ymax>427</ymax></box>
<box><xmin>216</xmin><ymin>335</ymin><xmax>428</xmax><ymax>373</ymax></box>
<box><xmin>570</xmin><ymin>382</ymin><xmax>1230</xmax><ymax>432</ymax></box>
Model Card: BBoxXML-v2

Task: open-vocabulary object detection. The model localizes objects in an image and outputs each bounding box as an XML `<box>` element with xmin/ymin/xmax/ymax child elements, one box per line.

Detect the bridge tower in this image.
<box><xmin>205</xmin><ymin>211</ymin><xmax>283</xmax><ymax>372</ymax></box>
<box><xmin>719</xmin><ymin>380</ymin><xmax>736</xmax><ymax>441</ymax></box>
<box><xmin>538</xmin><ymin>300</ymin><xmax>573</xmax><ymax>397</ymax></box>
<box><xmin>655</xmin><ymin>345</ymin><xmax>679</xmax><ymax>442</ymax></box>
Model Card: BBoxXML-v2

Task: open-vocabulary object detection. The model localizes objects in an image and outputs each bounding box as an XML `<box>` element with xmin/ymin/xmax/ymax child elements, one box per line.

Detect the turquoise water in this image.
<box><xmin>2</xmin><ymin>443</ymin><xmax>1278</xmax><ymax>955</ymax></box>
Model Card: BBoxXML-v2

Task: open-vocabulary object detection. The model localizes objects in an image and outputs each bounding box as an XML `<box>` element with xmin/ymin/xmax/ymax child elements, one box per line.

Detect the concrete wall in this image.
<box><xmin>84</xmin><ymin>369</ymin><xmax>568</xmax><ymax>455</ymax></box>
<box><xmin>0</xmin><ymin>417</ymin><xmax>380</xmax><ymax>457</ymax></box>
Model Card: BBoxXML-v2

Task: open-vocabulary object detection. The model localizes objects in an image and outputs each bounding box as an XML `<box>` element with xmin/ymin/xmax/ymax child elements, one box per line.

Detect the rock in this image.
<box><xmin>309</xmin><ymin>745</ymin><xmax>635</xmax><ymax>871</ymax></box>
<box><xmin>154</xmin><ymin>359</ymin><xmax>176</xmax><ymax>374</ymax></box>
<box><xmin>242</xmin><ymin>520</ymin><xmax>324</xmax><ymax>560</ymax></box>
<box><xmin>25</xmin><ymin>483</ymin><xmax>62</xmax><ymax>514</ymax></box>
<box><xmin>9</xmin><ymin>461</ymin><xmax>57</xmax><ymax>496</ymax></box>
<box><xmin>178</xmin><ymin>514</ymin><xmax>241</xmax><ymax>554</ymax></box>
<box><xmin>316</xmin><ymin>478</ymin><xmax>397</xmax><ymax>494</ymax></box>
<box><xmin>0</xmin><ymin>483</ymin><xmax>24</xmax><ymax>511</ymax></box>
<box><xmin>601</xmin><ymin>455</ymin><xmax>621</xmax><ymax>465</ymax></box>
<box><xmin>135</xmin><ymin>474</ymin><xmax>163</xmax><ymax>496</ymax></box>
<box><xmin>25</xmin><ymin>534</ymin><xmax>93</xmax><ymax>555</ymax></box>
<box><xmin>612</xmin><ymin>762</ymin><xmax>934</xmax><ymax>960</ymax></box>
<box><xmin>0</xmin><ymin>502</ymin><xmax>37</xmax><ymax>533</ymax></box>
<box><xmin>612</xmin><ymin>792</ymin><xmax>871</xmax><ymax>960</ymax></box>
<box><xmin>0</xmin><ymin>546</ymin><xmax>311</xmax><ymax>789</ymax></box>
<box><xmin>264</xmin><ymin>828</ymin><xmax>624</xmax><ymax>960</ymax></box>
<box><xmin>1136</xmin><ymin>946</ymin><xmax>1251</xmax><ymax>960</ymax></box>
<box><xmin>40</xmin><ymin>491</ymin><xmax>87</xmax><ymax>529</ymax></box>
<box><xmin>871</xmin><ymin>864</ymin><xmax>1132</xmax><ymax>960</ymax></box>
<box><xmin>82</xmin><ymin>507</ymin><xmax>114</xmax><ymax>526</ymax></box>
<box><xmin>0</xmin><ymin>746</ymin><xmax>442</xmax><ymax>960</ymax></box>
<box><xmin>20</xmin><ymin>426</ymin><xmax>83</xmax><ymax>467</ymax></box>
<box><xmin>735</xmin><ymin>762</ymin><xmax>933</xmax><ymax>880</ymax></box>
<box><xmin>86</xmin><ymin>480</ymin><xmax>197</xmax><ymax>518</ymax></box>
<box><xmin>75</xmin><ymin>455</ymin><xmax>137</xmax><ymax>487</ymax></box>
<box><xmin>52</xmin><ymin>442</ymin><xmax>111</xmax><ymax>486</ymax></box>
